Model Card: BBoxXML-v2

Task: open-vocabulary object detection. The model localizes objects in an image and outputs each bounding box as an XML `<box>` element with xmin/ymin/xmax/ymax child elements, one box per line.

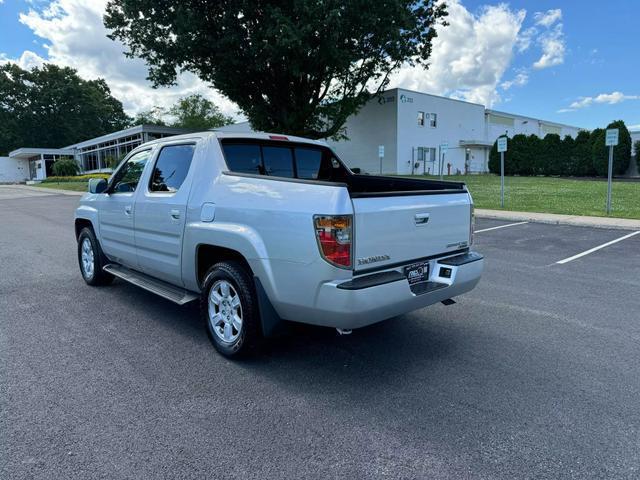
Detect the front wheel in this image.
<box><xmin>200</xmin><ymin>261</ymin><xmax>261</xmax><ymax>357</ymax></box>
<box><xmin>77</xmin><ymin>227</ymin><xmax>113</xmax><ymax>286</ymax></box>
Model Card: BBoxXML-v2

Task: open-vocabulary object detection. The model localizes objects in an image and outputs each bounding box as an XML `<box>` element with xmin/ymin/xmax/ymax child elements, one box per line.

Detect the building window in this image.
<box><xmin>417</xmin><ymin>111</ymin><xmax>425</xmax><ymax>127</ymax></box>
<box><xmin>429</xmin><ymin>113</ymin><xmax>437</xmax><ymax>128</ymax></box>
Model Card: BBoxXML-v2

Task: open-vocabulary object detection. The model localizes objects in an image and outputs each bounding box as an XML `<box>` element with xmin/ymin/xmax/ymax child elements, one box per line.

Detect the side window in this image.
<box><xmin>295</xmin><ymin>148</ymin><xmax>322</xmax><ymax>179</ymax></box>
<box><xmin>262</xmin><ymin>146</ymin><xmax>294</xmax><ymax>178</ymax></box>
<box><xmin>222</xmin><ymin>144</ymin><xmax>262</xmax><ymax>174</ymax></box>
<box><xmin>110</xmin><ymin>150</ymin><xmax>151</xmax><ymax>193</ymax></box>
<box><xmin>149</xmin><ymin>144</ymin><xmax>195</xmax><ymax>193</ymax></box>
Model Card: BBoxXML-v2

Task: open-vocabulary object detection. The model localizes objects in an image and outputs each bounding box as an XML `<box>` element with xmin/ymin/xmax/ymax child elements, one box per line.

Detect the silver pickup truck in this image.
<box><xmin>75</xmin><ymin>132</ymin><xmax>483</xmax><ymax>357</ymax></box>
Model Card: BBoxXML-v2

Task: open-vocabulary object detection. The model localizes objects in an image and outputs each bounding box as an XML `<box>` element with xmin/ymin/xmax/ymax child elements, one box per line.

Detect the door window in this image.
<box><xmin>149</xmin><ymin>144</ymin><xmax>196</xmax><ymax>193</ymax></box>
<box><xmin>110</xmin><ymin>150</ymin><xmax>151</xmax><ymax>193</ymax></box>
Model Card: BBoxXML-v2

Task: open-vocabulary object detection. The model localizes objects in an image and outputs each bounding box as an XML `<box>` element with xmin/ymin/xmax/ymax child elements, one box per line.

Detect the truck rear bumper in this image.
<box><xmin>292</xmin><ymin>252</ymin><xmax>483</xmax><ymax>329</ymax></box>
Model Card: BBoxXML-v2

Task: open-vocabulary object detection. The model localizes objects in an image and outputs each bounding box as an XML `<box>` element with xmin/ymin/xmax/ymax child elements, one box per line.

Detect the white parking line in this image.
<box><xmin>556</xmin><ymin>231</ymin><xmax>640</xmax><ymax>264</ymax></box>
<box><xmin>475</xmin><ymin>221</ymin><xmax>529</xmax><ymax>233</ymax></box>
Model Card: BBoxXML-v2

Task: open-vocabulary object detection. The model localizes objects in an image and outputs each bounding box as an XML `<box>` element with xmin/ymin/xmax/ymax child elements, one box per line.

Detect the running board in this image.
<box><xmin>103</xmin><ymin>264</ymin><xmax>198</xmax><ymax>305</ymax></box>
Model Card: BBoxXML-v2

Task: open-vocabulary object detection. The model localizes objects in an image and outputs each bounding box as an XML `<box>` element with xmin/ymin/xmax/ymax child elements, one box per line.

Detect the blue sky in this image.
<box><xmin>0</xmin><ymin>0</ymin><xmax>638</xmax><ymax>131</ymax></box>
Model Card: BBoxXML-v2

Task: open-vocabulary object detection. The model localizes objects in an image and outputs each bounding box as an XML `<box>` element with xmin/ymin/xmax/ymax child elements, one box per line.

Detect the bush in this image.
<box><xmin>591</xmin><ymin>121</ymin><xmax>631</xmax><ymax>177</ymax></box>
<box><xmin>570</xmin><ymin>130</ymin><xmax>594</xmax><ymax>176</ymax></box>
<box><xmin>42</xmin><ymin>173</ymin><xmax>110</xmax><ymax>183</ymax></box>
<box><xmin>51</xmin><ymin>158</ymin><xmax>79</xmax><ymax>176</ymax></box>
<box><xmin>635</xmin><ymin>140</ymin><xmax>640</xmax><ymax>170</ymax></box>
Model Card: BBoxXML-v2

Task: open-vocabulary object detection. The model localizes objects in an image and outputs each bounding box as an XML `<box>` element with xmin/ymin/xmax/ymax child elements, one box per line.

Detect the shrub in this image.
<box><xmin>42</xmin><ymin>173</ymin><xmax>110</xmax><ymax>183</ymax></box>
<box><xmin>51</xmin><ymin>158</ymin><xmax>79</xmax><ymax>176</ymax></box>
<box><xmin>635</xmin><ymin>140</ymin><xmax>640</xmax><ymax>170</ymax></box>
<box><xmin>591</xmin><ymin>121</ymin><xmax>631</xmax><ymax>177</ymax></box>
<box><xmin>540</xmin><ymin>134</ymin><xmax>563</xmax><ymax>176</ymax></box>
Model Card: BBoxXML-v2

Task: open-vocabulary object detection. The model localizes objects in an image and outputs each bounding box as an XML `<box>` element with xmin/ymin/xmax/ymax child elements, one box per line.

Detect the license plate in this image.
<box><xmin>404</xmin><ymin>261</ymin><xmax>429</xmax><ymax>285</ymax></box>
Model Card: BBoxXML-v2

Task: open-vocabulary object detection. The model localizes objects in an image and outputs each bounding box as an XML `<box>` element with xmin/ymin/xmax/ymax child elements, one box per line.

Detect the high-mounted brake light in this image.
<box><xmin>314</xmin><ymin>215</ymin><xmax>352</xmax><ymax>268</ymax></box>
<box><xmin>269</xmin><ymin>135</ymin><xmax>289</xmax><ymax>141</ymax></box>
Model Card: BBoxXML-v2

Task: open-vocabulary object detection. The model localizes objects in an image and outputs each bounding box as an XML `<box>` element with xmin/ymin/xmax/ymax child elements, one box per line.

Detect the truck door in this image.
<box><xmin>97</xmin><ymin>149</ymin><xmax>152</xmax><ymax>267</ymax></box>
<box><xmin>134</xmin><ymin>143</ymin><xmax>196</xmax><ymax>286</ymax></box>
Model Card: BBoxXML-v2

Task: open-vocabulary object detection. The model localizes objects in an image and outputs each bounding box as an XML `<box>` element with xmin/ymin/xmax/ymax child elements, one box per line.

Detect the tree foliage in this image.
<box><xmin>591</xmin><ymin>120</ymin><xmax>631</xmax><ymax>177</ymax></box>
<box><xmin>51</xmin><ymin>158</ymin><xmax>79</xmax><ymax>177</ymax></box>
<box><xmin>132</xmin><ymin>107</ymin><xmax>167</xmax><ymax>126</ymax></box>
<box><xmin>489</xmin><ymin>121</ymin><xmax>634</xmax><ymax>177</ymax></box>
<box><xmin>168</xmin><ymin>94</ymin><xmax>233</xmax><ymax>130</ymax></box>
<box><xmin>0</xmin><ymin>63</ymin><xmax>131</xmax><ymax>155</ymax></box>
<box><xmin>105</xmin><ymin>0</ymin><xmax>448</xmax><ymax>139</ymax></box>
<box><xmin>635</xmin><ymin>140</ymin><xmax>640</xmax><ymax>169</ymax></box>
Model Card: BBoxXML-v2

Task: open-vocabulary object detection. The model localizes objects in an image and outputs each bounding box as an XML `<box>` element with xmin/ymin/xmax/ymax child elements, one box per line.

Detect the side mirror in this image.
<box><xmin>88</xmin><ymin>178</ymin><xmax>108</xmax><ymax>194</ymax></box>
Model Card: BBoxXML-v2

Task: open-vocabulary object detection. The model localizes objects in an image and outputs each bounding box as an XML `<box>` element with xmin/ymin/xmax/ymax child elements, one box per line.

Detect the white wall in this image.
<box><xmin>486</xmin><ymin>111</ymin><xmax>581</xmax><ymax>143</ymax></box>
<box><xmin>395</xmin><ymin>89</ymin><xmax>487</xmax><ymax>175</ymax></box>
<box><xmin>326</xmin><ymin>93</ymin><xmax>397</xmax><ymax>174</ymax></box>
<box><xmin>0</xmin><ymin>157</ymin><xmax>29</xmax><ymax>183</ymax></box>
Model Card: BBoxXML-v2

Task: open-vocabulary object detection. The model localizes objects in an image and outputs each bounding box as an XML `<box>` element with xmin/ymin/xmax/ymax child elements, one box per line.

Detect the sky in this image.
<box><xmin>0</xmin><ymin>0</ymin><xmax>638</xmax><ymax>131</ymax></box>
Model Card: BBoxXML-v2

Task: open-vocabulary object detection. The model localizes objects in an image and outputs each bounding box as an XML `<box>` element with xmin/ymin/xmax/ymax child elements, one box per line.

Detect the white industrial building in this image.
<box><xmin>217</xmin><ymin>88</ymin><xmax>583</xmax><ymax>175</ymax></box>
<box><xmin>0</xmin><ymin>125</ymin><xmax>190</xmax><ymax>183</ymax></box>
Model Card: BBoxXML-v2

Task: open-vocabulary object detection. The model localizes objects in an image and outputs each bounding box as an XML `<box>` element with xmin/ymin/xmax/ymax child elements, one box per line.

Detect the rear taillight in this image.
<box><xmin>314</xmin><ymin>215</ymin><xmax>352</xmax><ymax>268</ymax></box>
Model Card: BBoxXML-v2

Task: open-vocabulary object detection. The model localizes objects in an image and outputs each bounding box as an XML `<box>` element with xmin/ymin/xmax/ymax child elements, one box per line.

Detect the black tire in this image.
<box><xmin>77</xmin><ymin>227</ymin><xmax>114</xmax><ymax>286</ymax></box>
<box><xmin>200</xmin><ymin>261</ymin><xmax>261</xmax><ymax>357</ymax></box>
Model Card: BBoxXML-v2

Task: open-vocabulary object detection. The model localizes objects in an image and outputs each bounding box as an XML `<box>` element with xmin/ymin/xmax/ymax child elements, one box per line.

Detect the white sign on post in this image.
<box><xmin>440</xmin><ymin>143</ymin><xmax>448</xmax><ymax>154</ymax></box>
<box><xmin>497</xmin><ymin>137</ymin><xmax>508</xmax><ymax>152</ymax></box>
<box><xmin>378</xmin><ymin>145</ymin><xmax>385</xmax><ymax>157</ymax></box>
<box><xmin>605</xmin><ymin>129</ymin><xmax>619</xmax><ymax>146</ymax></box>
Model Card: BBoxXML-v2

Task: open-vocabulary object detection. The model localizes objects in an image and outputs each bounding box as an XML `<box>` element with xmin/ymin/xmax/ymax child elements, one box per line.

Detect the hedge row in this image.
<box><xmin>42</xmin><ymin>173</ymin><xmax>110</xmax><ymax>183</ymax></box>
<box><xmin>489</xmin><ymin>120</ymin><xmax>632</xmax><ymax>177</ymax></box>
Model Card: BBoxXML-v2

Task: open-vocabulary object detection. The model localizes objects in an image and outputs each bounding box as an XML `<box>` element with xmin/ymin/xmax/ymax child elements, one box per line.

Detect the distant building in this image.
<box><xmin>2</xmin><ymin>125</ymin><xmax>191</xmax><ymax>182</ymax></box>
<box><xmin>217</xmin><ymin>88</ymin><xmax>584</xmax><ymax>175</ymax></box>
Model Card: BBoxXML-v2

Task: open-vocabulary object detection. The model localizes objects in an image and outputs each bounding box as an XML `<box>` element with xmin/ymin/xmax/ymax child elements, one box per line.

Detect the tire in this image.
<box><xmin>200</xmin><ymin>261</ymin><xmax>261</xmax><ymax>358</ymax></box>
<box><xmin>77</xmin><ymin>227</ymin><xmax>114</xmax><ymax>286</ymax></box>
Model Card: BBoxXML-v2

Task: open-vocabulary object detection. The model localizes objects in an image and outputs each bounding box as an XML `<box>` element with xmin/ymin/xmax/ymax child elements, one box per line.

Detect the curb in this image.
<box><xmin>11</xmin><ymin>185</ymin><xmax>85</xmax><ymax>196</ymax></box>
<box><xmin>476</xmin><ymin>209</ymin><xmax>640</xmax><ymax>231</ymax></box>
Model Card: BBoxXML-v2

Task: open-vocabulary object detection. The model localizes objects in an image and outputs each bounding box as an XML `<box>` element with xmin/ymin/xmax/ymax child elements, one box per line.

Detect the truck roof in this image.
<box><xmin>141</xmin><ymin>130</ymin><xmax>328</xmax><ymax>148</ymax></box>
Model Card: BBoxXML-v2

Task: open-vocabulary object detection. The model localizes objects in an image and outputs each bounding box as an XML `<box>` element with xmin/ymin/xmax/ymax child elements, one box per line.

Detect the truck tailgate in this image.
<box><xmin>352</xmin><ymin>193</ymin><xmax>471</xmax><ymax>271</ymax></box>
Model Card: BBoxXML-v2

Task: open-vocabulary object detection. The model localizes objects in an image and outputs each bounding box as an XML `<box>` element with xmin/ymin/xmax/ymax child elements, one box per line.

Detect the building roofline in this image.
<box><xmin>9</xmin><ymin>147</ymin><xmax>75</xmax><ymax>158</ymax></box>
<box><xmin>63</xmin><ymin>124</ymin><xmax>194</xmax><ymax>149</ymax></box>
<box><xmin>485</xmin><ymin>109</ymin><xmax>584</xmax><ymax>131</ymax></box>
<box><xmin>383</xmin><ymin>87</ymin><xmax>486</xmax><ymax>108</ymax></box>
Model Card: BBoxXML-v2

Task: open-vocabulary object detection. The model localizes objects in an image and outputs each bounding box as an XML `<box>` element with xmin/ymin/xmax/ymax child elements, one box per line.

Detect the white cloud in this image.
<box><xmin>534</xmin><ymin>9</ymin><xmax>562</xmax><ymax>27</ymax></box>
<box><xmin>533</xmin><ymin>23</ymin><xmax>565</xmax><ymax>69</ymax></box>
<box><xmin>559</xmin><ymin>91</ymin><xmax>640</xmax><ymax>112</ymax></box>
<box><xmin>12</xmin><ymin>0</ymin><xmax>239</xmax><ymax>118</ymax></box>
<box><xmin>390</xmin><ymin>0</ymin><xmax>526</xmax><ymax>107</ymax></box>
<box><xmin>501</xmin><ymin>72</ymin><xmax>529</xmax><ymax>90</ymax></box>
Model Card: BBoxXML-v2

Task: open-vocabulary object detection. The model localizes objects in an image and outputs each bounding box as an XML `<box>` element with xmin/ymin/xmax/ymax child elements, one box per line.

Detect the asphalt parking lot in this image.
<box><xmin>2</xmin><ymin>186</ymin><xmax>640</xmax><ymax>479</ymax></box>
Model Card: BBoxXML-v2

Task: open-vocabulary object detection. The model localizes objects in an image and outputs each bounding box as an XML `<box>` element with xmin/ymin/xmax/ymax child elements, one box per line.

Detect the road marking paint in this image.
<box><xmin>475</xmin><ymin>221</ymin><xmax>528</xmax><ymax>233</ymax></box>
<box><xmin>556</xmin><ymin>231</ymin><xmax>640</xmax><ymax>264</ymax></box>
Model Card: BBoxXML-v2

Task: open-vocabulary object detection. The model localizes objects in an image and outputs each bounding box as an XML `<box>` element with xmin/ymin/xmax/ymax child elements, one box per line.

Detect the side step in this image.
<box><xmin>103</xmin><ymin>264</ymin><xmax>199</xmax><ymax>305</ymax></box>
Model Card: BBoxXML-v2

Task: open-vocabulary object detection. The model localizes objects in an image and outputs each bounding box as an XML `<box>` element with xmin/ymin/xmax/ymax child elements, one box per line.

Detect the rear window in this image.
<box><xmin>262</xmin><ymin>146</ymin><xmax>294</xmax><ymax>178</ymax></box>
<box><xmin>222</xmin><ymin>144</ymin><xmax>262</xmax><ymax>175</ymax></box>
<box><xmin>295</xmin><ymin>148</ymin><xmax>322</xmax><ymax>179</ymax></box>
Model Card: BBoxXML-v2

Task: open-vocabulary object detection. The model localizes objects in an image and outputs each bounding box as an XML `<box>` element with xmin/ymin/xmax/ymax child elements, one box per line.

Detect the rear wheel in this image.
<box><xmin>77</xmin><ymin>227</ymin><xmax>114</xmax><ymax>286</ymax></box>
<box><xmin>200</xmin><ymin>261</ymin><xmax>260</xmax><ymax>357</ymax></box>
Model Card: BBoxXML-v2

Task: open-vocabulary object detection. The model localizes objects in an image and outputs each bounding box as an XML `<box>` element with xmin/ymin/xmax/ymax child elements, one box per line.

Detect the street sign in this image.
<box><xmin>497</xmin><ymin>137</ymin><xmax>508</xmax><ymax>152</ymax></box>
<box><xmin>440</xmin><ymin>143</ymin><xmax>448</xmax><ymax>154</ymax></box>
<box><xmin>497</xmin><ymin>136</ymin><xmax>508</xmax><ymax>207</ymax></box>
<box><xmin>378</xmin><ymin>145</ymin><xmax>384</xmax><ymax>157</ymax></box>
<box><xmin>605</xmin><ymin>129</ymin><xmax>619</xmax><ymax>147</ymax></box>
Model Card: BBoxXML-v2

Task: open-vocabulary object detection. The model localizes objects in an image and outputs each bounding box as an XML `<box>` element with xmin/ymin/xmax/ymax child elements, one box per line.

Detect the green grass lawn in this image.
<box><xmin>404</xmin><ymin>175</ymin><xmax>640</xmax><ymax>220</ymax></box>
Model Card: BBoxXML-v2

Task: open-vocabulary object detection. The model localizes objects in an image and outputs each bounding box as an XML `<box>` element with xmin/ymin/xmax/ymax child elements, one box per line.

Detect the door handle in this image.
<box><xmin>414</xmin><ymin>213</ymin><xmax>430</xmax><ymax>225</ymax></box>
<box><xmin>170</xmin><ymin>209</ymin><xmax>181</xmax><ymax>220</ymax></box>
<box><xmin>124</xmin><ymin>205</ymin><xmax>132</xmax><ymax>216</ymax></box>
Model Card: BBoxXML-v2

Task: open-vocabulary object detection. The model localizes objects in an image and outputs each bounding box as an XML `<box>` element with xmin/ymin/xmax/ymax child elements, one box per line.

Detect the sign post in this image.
<box><xmin>378</xmin><ymin>145</ymin><xmax>384</xmax><ymax>174</ymax></box>
<box><xmin>605</xmin><ymin>129</ymin><xmax>619</xmax><ymax>215</ymax></box>
<box><xmin>439</xmin><ymin>143</ymin><xmax>448</xmax><ymax>180</ymax></box>
<box><xmin>497</xmin><ymin>136</ymin><xmax>508</xmax><ymax>208</ymax></box>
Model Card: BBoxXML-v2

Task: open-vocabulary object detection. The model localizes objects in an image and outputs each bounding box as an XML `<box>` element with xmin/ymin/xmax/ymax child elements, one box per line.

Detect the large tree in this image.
<box><xmin>0</xmin><ymin>63</ymin><xmax>130</xmax><ymax>154</ymax></box>
<box><xmin>168</xmin><ymin>94</ymin><xmax>234</xmax><ymax>130</ymax></box>
<box><xmin>104</xmin><ymin>0</ymin><xmax>448</xmax><ymax>139</ymax></box>
<box><xmin>591</xmin><ymin>121</ymin><xmax>632</xmax><ymax>177</ymax></box>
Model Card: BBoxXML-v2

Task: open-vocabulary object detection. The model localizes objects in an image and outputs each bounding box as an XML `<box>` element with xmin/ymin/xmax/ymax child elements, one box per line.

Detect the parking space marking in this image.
<box><xmin>475</xmin><ymin>221</ymin><xmax>528</xmax><ymax>233</ymax></box>
<box><xmin>556</xmin><ymin>231</ymin><xmax>640</xmax><ymax>264</ymax></box>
